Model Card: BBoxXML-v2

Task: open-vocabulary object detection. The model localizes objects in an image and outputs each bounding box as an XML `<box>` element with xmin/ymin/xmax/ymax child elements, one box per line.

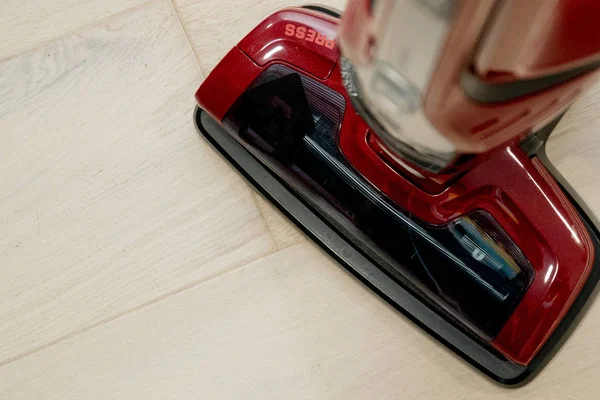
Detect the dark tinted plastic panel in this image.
<box><xmin>196</xmin><ymin>106</ymin><xmax>600</xmax><ymax>385</ymax></box>
<box><xmin>224</xmin><ymin>65</ymin><xmax>533</xmax><ymax>339</ymax></box>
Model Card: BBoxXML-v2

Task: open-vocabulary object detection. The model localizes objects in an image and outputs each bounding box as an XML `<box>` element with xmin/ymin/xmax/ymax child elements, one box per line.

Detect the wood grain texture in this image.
<box><xmin>546</xmin><ymin>81</ymin><xmax>600</xmax><ymax>219</ymax></box>
<box><xmin>1</xmin><ymin>0</ymin><xmax>600</xmax><ymax>397</ymax></box>
<box><xmin>1</xmin><ymin>241</ymin><xmax>599</xmax><ymax>399</ymax></box>
<box><xmin>254</xmin><ymin>192</ymin><xmax>305</xmax><ymax>249</ymax></box>
<box><xmin>173</xmin><ymin>0</ymin><xmax>346</xmax><ymax>248</ymax></box>
<box><xmin>0</xmin><ymin>0</ymin><xmax>275</xmax><ymax>365</ymax></box>
<box><xmin>0</xmin><ymin>0</ymin><xmax>149</xmax><ymax>61</ymax></box>
<box><xmin>171</xmin><ymin>0</ymin><xmax>346</xmax><ymax>75</ymax></box>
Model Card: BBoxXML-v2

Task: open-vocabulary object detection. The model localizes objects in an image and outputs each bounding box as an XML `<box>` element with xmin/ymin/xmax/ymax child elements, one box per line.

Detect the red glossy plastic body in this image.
<box><xmin>195</xmin><ymin>7</ymin><xmax>595</xmax><ymax>366</ymax></box>
<box><xmin>475</xmin><ymin>0</ymin><xmax>600</xmax><ymax>80</ymax></box>
<box><xmin>339</xmin><ymin>0</ymin><xmax>600</xmax><ymax>154</ymax></box>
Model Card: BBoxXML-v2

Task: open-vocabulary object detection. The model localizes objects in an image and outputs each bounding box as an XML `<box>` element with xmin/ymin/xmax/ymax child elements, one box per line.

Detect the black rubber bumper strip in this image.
<box><xmin>194</xmin><ymin>107</ymin><xmax>600</xmax><ymax>386</ymax></box>
<box><xmin>301</xmin><ymin>4</ymin><xmax>342</xmax><ymax>18</ymax></box>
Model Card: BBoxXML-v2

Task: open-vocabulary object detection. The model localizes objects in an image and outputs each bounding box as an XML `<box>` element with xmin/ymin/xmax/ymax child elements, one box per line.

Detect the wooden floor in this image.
<box><xmin>1</xmin><ymin>1</ymin><xmax>600</xmax><ymax>398</ymax></box>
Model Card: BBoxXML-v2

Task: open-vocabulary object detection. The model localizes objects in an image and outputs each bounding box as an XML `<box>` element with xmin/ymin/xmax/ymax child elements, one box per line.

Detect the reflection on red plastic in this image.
<box><xmin>423</xmin><ymin>0</ymin><xmax>600</xmax><ymax>153</ymax></box>
<box><xmin>195</xmin><ymin>6</ymin><xmax>595</xmax><ymax>366</ymax></box>
<box><xmin>284</xmin><ymin>24</ymin><xmax>337</xmax><ymax>49</ymax></box>
<box><xmin>238</xmin><ymin>8</ymin><xmax>339</xmax><ymax>79</ymax></box>
<box><xmin>475</xmin><ymin>0</ymin><xmax>600</xmax><ymax>80</ymax></box>
<box><xmin>339</xmin><ymin>75</ymin><xmax>594</xmax><ymax>364</ymax></box>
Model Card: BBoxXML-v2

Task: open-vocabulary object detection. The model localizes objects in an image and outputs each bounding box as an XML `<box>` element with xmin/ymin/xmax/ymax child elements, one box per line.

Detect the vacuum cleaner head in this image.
<box><xmin>194</xmin><ymin>5</ymin><xmax>600</xmax><ymax>385</ymax></box>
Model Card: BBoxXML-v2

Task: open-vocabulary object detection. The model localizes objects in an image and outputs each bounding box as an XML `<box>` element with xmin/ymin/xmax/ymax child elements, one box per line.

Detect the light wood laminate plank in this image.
<box><xmin>0</xmin><ymin>0</ymin><xmax>275</xmax><ymax>365</ymax></box>
<box><xmin>173</xmin><ymin>0</ymin><xmax>346</xmax><ymax>249</ymax></box>
<box><xmin>547</xmin><ymin>81</ymin><xmax>600</xmax><ymax>219</ymax></box>
<box><xmin>0</xmin><ymin>0</ymin><xmax>149</xmax><ymax>61</ymax></box>
<box><xmin>254</xmin><ymin>193</ymin><xmax>305</xmax><ymax>250</ymax></box>
<box><xmin>172</xmin><ymin>0</ymin><xmax>346</xmax><ymax>75</ymax></box>
<box><xmin>1</xmin><ymin>242</ymin><xmax>599</xmax><ymax>399</ymax></box>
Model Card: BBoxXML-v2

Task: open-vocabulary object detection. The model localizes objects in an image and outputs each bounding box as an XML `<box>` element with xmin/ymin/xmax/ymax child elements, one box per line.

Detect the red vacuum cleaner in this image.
<box><xmin>195</xmin><ymin>0</ymin><xmax>600</xmax><ymax>384</ymax></box>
